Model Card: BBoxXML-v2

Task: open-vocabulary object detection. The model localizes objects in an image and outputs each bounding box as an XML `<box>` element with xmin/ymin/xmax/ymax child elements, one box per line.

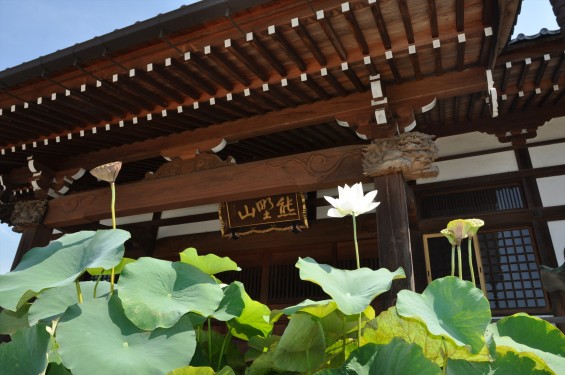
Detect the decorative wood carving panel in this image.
<box><xmin>362</xmin><ymin>132</ymin><xmax>439</xmax><ymax>181</ymax></box>
<box><xmin>145</xmin><ymin>153</ymin><xmax>235</xmax><ymax>180</ymax></box>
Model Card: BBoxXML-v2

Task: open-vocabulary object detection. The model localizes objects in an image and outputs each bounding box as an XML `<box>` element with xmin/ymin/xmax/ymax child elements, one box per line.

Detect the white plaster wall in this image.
<box><xmin>529</xmin><ymin>143</ymin><xmax>565</xmax><ymax>168</ymax></box>
<box><xmin>548</xmin><ymin>220</ymin><xmax>565</xmax><ymax>266</ymax></box>
<box><xmin>161</xmin><ymin>204</ymin><xmax>219</xmax><ymax>219</ymax></box>
<box><xmin>527</xmin><ymin>116</ymin><xmax>565</xmax><ymax>144</ymax></box>
<box><xmin>157</xmin><ymin>219</ymin><xmax>221</xmax><ymax>239</ymax></box>
<box><xmin>417</xmin><ymin>151</ymin><xmax>519</xmax><ymax>184</ymax></box>
<box><xmin>435</xmin><ymin>132</ymin><xmax>506</xmax><ymax>158</ymax></box>
<box><xmin>99</xmin><ymin>212</ymin><xmax>153</xmax><ymax>226</ymax></box>
<box><xmin>536</xmin><ymin>175</ymin><xmax>565</xmax><ymax>207</ymax></box>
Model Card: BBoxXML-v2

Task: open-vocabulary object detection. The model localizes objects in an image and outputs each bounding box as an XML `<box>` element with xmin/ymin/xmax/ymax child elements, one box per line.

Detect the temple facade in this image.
<box><xmin>1</xmin><ymin>0</ymin><xmax>564</xmax><ymax>321</ymax></box>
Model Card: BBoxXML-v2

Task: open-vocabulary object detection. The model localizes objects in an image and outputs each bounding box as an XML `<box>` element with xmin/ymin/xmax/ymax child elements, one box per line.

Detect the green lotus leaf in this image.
<box><xmin>316</xmin><ymin>338</ymin><xmax>442</xmax><ymax>375</ymax></box>
<box><xmin>0</xmin><ymin>323</ymin><xmax>50</xmax><ymax>375</ymax></box>
<box><xmin>446</xmin><ymin>349</ymin><xmax>553</xmax><ymax>375</ymax></box>
<box><xmin>0</xmin><ymin>229</ymin><xmax>129</xmax><ymax>311</ymax></box>
<box><xmin>247</xmin><ymin>337</ymin><xmax>280</xmax><ymax>375</ymax></box>
<box><xmin>0</xmin><ymin>302</ymin><xmax>30</xmax><ymax>335</ymax></box>
<box><xmin>364</xmin><ymin>307</ymin><xmax>490</xmax><ymax>367</ymax></box>
<box><xmin>14</xmin><ymin>231</ymin><xmax>94</xmax><ymax>272</ymax></box>
<box><xmin>271</xmin><ymin>299</ymin><xmax>337</xmax><ymax>323</ymax></box>
<box><xmin>271</xmin><ymin>299</ymin><xmax>376</xmax><ymax>345</ymax></box>
<box><xmin>296</xmin><ymin>257</ymin><xmax>405</xmax><ymax>315</ymax></box>
<box><xmin>87</xmin><ymin>257</ymin><xmax>136</xmax><ymax>275</ymax></box>
<box><xmin>56</xmin><ymin>294</ymin><xmax>196</xmax><ymax>375</ymax></box>
<box><xmin>496</xmin><ymin>313</ymin><xmax>565</xmax><ymax>356</ymax></box>
<box><xmin>539</xmin><ymin>263</ymin><xmax>565</xmax><ymax>293</ymax></box>
<box><xmin>179</xmin><ymin>247</ymin><xmax>240</xmax><ymax>275</ymax></box>
<box><xmin>227</xmin><ymin>286</ymin><xmax>272</xmax><ymax>341</ymax></box>
<box><xmin>211</xmin><ymin>281</ymin><xmax>245</xmax><ymax>321</ymax></box>
<box><xmin>28</xmin><ymin>281</ymin><xmax>112</xmax><ymax>325</ymax></box>
<box><xmin>195</xmin><ymin>329</ymin><xmax>245</xmax><ymax>370</ymax></box>
<box><xmin>118</xmin><ymin>257</ymin><xmax>224</xmax><ymax>330</ymax></box>
<box><xmin>272</xmin><ymin>313</ymin><xmax>326</xmax><ymax>373</ymax></box>
<box><xmin>167</xmin><ymin>366</ymin><xmax>235</xmax><ymax>375</ymax></box>
<box><xmin>244</xmin><ymin>335</ymin><xmax>281</xmax><ymax>363</ymax></box>
<box><xmin>46</xmin><ymin>363</ymin><xmax>72</xmax><ymax>375</ymax></box>
<box><xmin>46</xmin><ymin>332</ymin><xmax>62</xmax><ymax>364</ymax></box>
<box><xmin>487</xmin><ymin>314</ymin><xmax>565</xmax><ymax>374</ymax></box>
<box><xmin>396</xmin><ymin>276</ymin><xmax>491</xmax><ymax>353</ymax></box>
<box><xmin>325</xmin><ymin>336</ymin><xmax>362</xmax><ymax>368</ymax></box>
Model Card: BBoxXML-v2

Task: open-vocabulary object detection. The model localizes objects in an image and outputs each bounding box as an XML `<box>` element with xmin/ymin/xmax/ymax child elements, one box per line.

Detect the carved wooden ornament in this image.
<box><xmin>10</xmin><ymin>199</ymin><xmax>48</xmax><ymax>232</ymax></box>
<box><xmin>362</xmin><ymin>132</ymin><xmax>439</xmax><ymax>181</ymax></box>
<box><xmin>145</xmin><ymin>153</ymin><xmax>235</xmax><ymax>180</ymax></box>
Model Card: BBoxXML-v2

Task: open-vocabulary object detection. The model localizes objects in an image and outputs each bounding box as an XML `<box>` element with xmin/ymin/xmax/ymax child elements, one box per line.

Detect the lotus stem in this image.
<box><xmin>217</xmin><ymin>331</ymin><xmax>231</xmax><ymax>371</ymax></box>
<box><xmin>457</xmin><ymin>244</ymin><xmax>463</xmax><ymax>280</ymax></box>
<box><xmin>342</xmin><ymin>314</ymin><xmax>347</xmax><ymax>362</ymax></box>
<box><xmin>352</xmin><ymin>214</ymin><xmax>360</xmax><ymax>269</ymax></box>
<box><xmin>75</xmin><ymin>280</ymin><xmax>83</xmax><ymax>304</ymax></box>
<box><xmin>110</xmin><ymin>182</ymin><xmax>116</xmax><ymax>294</ymax></box>
<box><xmin>352</xmin><ymin>214</ymin><xmax>363</xmax><ymax>348</ymax></box>
<box><xmin>93</xmin><ymin>274</ymin><xmax>102</xmax><ymax>298</ymax></box>
<box><xmin>450</xmin><ymin>245</ymin><xmax>455</xmax><ymax>276</ymax></box>
<box><xmin>441</xmin><ymin>338</ymin><xmax>448</xmax><ymax>375</ymax></box>
<box><xmin>468</xmin><ymin>237</ymin><xmax>476</xmax><ymax>286</ymax></box>
<box><xmin>208</xmin><ymin>318</ymin><xmax>212</xmax><ymax>366</ymax></box>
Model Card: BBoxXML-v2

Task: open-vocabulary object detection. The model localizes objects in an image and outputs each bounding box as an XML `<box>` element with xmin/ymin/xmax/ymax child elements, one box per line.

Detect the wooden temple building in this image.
<box><xmin>1</xmin><ymin>0</ymin><xmax>564</xmax><ymax>320</ymax></box>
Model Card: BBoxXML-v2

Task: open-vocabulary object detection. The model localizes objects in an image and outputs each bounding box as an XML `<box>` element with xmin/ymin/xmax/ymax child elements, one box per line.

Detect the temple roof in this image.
<box><xmin>0</xmin><ymin>0</ymin><xmax>563</xmax><ymax>202</ymax></box>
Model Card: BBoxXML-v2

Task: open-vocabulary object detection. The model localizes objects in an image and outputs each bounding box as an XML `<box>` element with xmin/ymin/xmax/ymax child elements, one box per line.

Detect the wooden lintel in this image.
<box><xmin>44</xmin><ymin>145</ymin><xmax>368</xmax><ymax>228</ymax></box>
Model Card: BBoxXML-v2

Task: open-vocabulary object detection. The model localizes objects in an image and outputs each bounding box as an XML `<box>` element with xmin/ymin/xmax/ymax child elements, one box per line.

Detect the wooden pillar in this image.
<box><xmin>363</xmin><ymin>132</ymin><xmax>440</xmax><ymax>310</ymax></box>
<box><xmin>10</xmin><ymin>224</ymin><xmax>52</xmax><ymax>271</ymax></box>
<box><xmin>8</xmin><ymin>199</ymin><xmax>51</xmax><ymax>270</ymax></box>
<box><xmin>374</xmin><ymin>173</ymin><xmax>415</xmax><ymax>309</ymax></box>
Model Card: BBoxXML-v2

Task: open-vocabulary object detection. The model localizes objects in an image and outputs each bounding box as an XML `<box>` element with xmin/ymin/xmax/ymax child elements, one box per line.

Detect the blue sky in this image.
<box><xmin>0</xmin><ymin>0</ymin><xmax>559</xmax><ymax>273</ymax></box>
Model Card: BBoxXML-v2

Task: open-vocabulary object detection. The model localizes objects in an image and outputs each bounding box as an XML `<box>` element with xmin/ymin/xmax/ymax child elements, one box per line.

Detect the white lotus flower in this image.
<box><xmin>324</xmin><ymin>183</ymin><xmax>380</xmax><ymax>218</ymax></box>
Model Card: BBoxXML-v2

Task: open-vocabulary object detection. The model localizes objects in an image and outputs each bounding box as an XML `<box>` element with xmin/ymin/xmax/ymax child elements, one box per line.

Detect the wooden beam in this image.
<box><xmin>291</xmin><ymin>18</ymin><xmax>327</xmax><ymax>66</ymax></box>
<box><xmin>224</xmin><ymin>39</ymin><xmax>269</xmax><ymax>82</ymax></box>
<box><xmin>269</xmin><ymin>25</ymin><xmax>307</xmax><ymax>72</ymax></box>
<box><xmin>370</xmin><ymin>0</ymin><xmax>392</xmax><ymax>50</ymax></box>
<box><xmin>47</xmin><ymin>68</ymin><xmax>487</xmax><ymax>173</ymax></box>
<box><xmin>316</xmin><ymin>10</ymin><xmax>347</xmax><ymax>61</ymax></box>
<box><xmin>341</xmin><ymin>4</ymin><xmax>369</xmax><ymax>55</ymax></box>
<box><xmin>44</xmin><ymin>145</ymin><xmax>367</xmax><ymax>228</ymax></box>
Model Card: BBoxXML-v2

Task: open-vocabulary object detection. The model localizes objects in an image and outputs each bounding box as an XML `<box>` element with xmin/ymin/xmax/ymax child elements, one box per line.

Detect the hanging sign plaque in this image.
<box><xmin>219</xmin><ymin>192</ymin><xmax>308</xmax><ymax>238</ymax></box>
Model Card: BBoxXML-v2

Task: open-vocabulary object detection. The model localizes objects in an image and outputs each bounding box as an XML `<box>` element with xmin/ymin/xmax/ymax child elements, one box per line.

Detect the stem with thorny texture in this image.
<box><xmin>468</xmin><ymin>237</ymin><xmax>476</xmax><ymax>286</ymax></box>
<box><xmin>110</xmin><ymin>182</ymin><xmax>116</xmax><ymax>294</ymax></box>
<box><xmin>208</xmin><ymin>318</ymin><xmax>212</xmax><ymax>366</ymax></box>
<box><xmin>93</xmin><ymin>274</ymin><xmax>102</xmax><ymax>298</ymax></box>
<box><xmin>352</xmin><ymin>214</ymin><xmax>360</xmax><ymax>269</ymax></box>
<box><xmin>217</xmin><ymin>331</ymin><xmax>231</xmax><ymax>371</ymax></box>
<box><xmin>75</xmin><ymin>280</ymin><xmax>83</xmax><ymax>304</ymax></box>
<box><xmin>451</xmin><ymin>245</ymin><xmax>455</xmax><ymax>276</ymax></box>
<box><xmin>352</xmin><ymin>214</ymin><xmax>362</xmax><ymax>348</ymax></box>
<box><xmin>457</xmin><ymin>244</ymin><xmax>463</xmax><ymax>280</ymax></box>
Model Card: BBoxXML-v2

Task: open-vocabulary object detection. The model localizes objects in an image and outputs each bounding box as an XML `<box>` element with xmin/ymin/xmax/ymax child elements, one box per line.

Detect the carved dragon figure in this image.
<box><xmin>362</xmin><ymin>131</ymin><xmax>439</xmax><ymax>181</ymax></box>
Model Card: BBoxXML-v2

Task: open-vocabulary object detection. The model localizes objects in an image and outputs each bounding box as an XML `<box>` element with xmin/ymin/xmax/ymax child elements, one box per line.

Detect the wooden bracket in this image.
<box><xmin>161</xmin><ymin>138</ymin><xmax>227</xmax><ymax>160</ymax></box>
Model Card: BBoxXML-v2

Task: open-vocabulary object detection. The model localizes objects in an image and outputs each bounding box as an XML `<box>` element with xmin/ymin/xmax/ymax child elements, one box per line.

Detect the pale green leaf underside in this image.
<box><xmin>397</xmin><ymin>276</ymin><xmax>491</xmax><ymax>354</ymax></box>
<box><xmin>296</xmin><ymin>257</ymin><xmax>405</xmax><ymax>315</ymax></box>
<box><xmin>56</xmin><ymin>295</ymin><xmax>196</xmax><ymax>375</ymax></box>
<box><xmin>118</xmin><ymin>257</ymin><xmax>224</xmax><ymax>330</ymax></box>
<box><xmin>0</xmin><ymin>230</ymin><xmax>129</xmax><ymax>311</ymax></box>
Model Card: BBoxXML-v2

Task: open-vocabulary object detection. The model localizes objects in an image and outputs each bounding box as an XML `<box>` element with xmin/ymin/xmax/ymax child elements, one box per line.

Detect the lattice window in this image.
<box><xmin>335</xmin><ymin>257</ymin><xmax>378</xmax><ymax>270</ymax></box>
<box><xmin>421</xmin><ymin>185</ymin><xmax>524</xmax><ymax>219</ymax></box>
<box><xmin>478</xmin><ymin>228</ymin><xmax>547</xmax><ymax>311</ymax></box>
<box><xmin>220</xmin><ymin>266</ymin><xmax>262</xmax><ymax>301</ymax></box>
<box><xmin>268</xmin><ymin>263</ymin><xmax>326</xmax><ymax>303</ymax></box>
